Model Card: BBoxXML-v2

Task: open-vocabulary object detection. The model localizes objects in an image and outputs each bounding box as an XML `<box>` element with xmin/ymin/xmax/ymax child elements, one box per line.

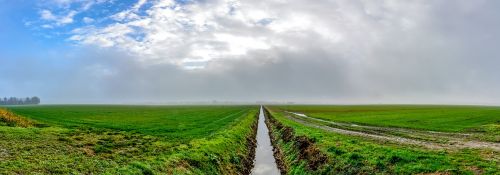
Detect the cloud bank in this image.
<box><xmin>2</xmin><ymin>0</ymin><xmax>500</xmax><ymax>104</ymax></box>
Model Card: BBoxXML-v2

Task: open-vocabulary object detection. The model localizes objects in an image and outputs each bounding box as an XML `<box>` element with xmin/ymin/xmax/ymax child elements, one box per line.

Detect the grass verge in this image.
<box><xmin>264</xmin><ymin>107</ymin><xmax>328</xmax><ymax>174</ymax></box>
<box><xmin>161</xmin><ymin>109</ymin><xmax>259</xmax><ymax>174</ymax></box>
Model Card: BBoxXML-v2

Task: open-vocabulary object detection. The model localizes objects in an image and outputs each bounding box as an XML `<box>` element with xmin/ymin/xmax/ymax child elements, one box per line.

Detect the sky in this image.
<box><xmin>1</xmin><ymin>0</ymin><xmax>500</xmax><ymax>104</ymax></box>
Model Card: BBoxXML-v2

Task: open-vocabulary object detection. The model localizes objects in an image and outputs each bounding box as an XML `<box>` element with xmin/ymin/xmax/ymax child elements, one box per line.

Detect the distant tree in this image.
<box><xmin>8</xmin><ymin>97</ymin><xmax>15</xmax><ymax>105</ymax></box>
<box><xmin>25</xmin><ymin>97</ymin><xmax>31</xmax><ymax>104</ymax></box>
<box><xmin>31</xmin><ymin>96</ymin><xmax>40</xmax><ymax>104</ymax></box>
<box><xmin>0</xmin><ymin>96</ymin><xmax>40</xmax><ymax>105</ymax></box>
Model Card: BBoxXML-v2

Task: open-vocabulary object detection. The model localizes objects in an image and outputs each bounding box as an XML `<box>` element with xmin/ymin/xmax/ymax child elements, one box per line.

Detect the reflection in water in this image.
<box><xmin>251</xmin><ymin>106</ymin><xmax>280</xmax><ymax>175</ymax></box>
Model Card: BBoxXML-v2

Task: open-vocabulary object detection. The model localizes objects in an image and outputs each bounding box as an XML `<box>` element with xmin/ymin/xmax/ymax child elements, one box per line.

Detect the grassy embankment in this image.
<box><xmin>0</xmin><ymin>105</ymin><xmax>258</xmax><ymax>174</ymax></box>
<box><xmin>264</xmin><ymin>106</ymin><xmax>499</xmax><ymax>174</ymax></box>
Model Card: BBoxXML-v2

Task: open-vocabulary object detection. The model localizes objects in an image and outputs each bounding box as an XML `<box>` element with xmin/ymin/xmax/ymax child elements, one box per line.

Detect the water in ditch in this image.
<box><xmin>250</xmin><ymin>106</ymin><xmax>280</xmax><ymax>175</ymax></box>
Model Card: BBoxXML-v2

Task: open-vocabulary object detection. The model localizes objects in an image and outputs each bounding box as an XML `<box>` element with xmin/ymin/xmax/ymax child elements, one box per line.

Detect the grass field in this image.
<box><xmin>275</xmin><ymin>105</ymin><xmax>500</xmax><ymax>133</ymax></box>
<box><xmin>0</xmin><ymin>105</ymin><xmax>258</xmax><ymax>174</ymax></box>
<box><xmin>2</xmin><ymin>104</ymin><xmax>499</xmax><ymax>174</ymax></box>
<box><xmin>265</xmin><ymin>106</ymin><xmax>500</xmax><ymax>174</ymax></box>
<box><xmin>7</xmin><ymin>105</ymin><xmax>252</xmax><ymax>140</ymax></box>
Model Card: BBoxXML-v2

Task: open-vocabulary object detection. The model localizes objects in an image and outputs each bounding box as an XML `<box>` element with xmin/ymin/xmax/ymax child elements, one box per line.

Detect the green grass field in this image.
<box><xmin>265</xmin><ymin>106</ymin><xmax>500</xmax><ymax>174</ymax></box>
<box><xmin>7</xmin><ymin>105</ymin><xmax>251</xmax><ymax>140</ymax></box>
<box><xmin>275</xmin><ymin>105</ymin><xmax>500</xmax><ymax>132</ymax></box>
<box><xmin>0</xmin><ymin>105</ymin><xmax>259</xmax><ymax>174</ymax></box>
<box><xmin>2</xmin><ymin>104</ymin><xmax>499</xmax><ymax>174</ymax></box>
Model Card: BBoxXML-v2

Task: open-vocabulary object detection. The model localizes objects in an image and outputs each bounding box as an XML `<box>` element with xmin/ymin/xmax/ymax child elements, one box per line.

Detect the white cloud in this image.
<box><xmin>59</xmin><ymin>10</ymin><xmax>77</xmax><ymax>24</ymax></box>
<box><xmin>82</xmin><ymin>17</ymin><xmax>94</xmax><ymax>23</ymax></box>
<box><xmin>49</xmin><ymin>0</ymin><xmax>108</xmax><ymax>8</ymax></box>
<box><xmin>40</xmin><ymin>10</ymin><xmax>57</xmax><ymax>21</ymax></box>
<box><xmin>41</xmin><ymin>24</ymin><xmax>54</xmax><ymax>29</ymax></box>
<box><xmin>67</xmin><ymin>0</ymin><xmax>498</xmax><ymax>71</ymax></box>
<box><xmin>71</xmin><ymin>0</ymin><xmax>420</xmax><ymax>68</ymax></box>
<box><xmin>38</xmin><ymin>0</ymin><xmax>111</xmax><ymax>27</ymax></box>
<box><xmin>70</xmin><ymin>0</ymin><xmax>281</xmax><ymax>67</ymax></box>
<box><xmin>39</xmin><ymin>9</ymin><xmax>77</xmax><ymax>26</ymax></box>
<box><xmin>132</xmin><ymin>0</ymin><xmax>148</xmax><ymax>11</ymax></box>
<box><xmin>26</xmin><ymin>0</ymin><xmax>495</xmax><ymax>103</ymax></box>
<box><xmin>51</xmin><ymin>0</ymin><xmax>75</xmax><ymax>6</ymax></box>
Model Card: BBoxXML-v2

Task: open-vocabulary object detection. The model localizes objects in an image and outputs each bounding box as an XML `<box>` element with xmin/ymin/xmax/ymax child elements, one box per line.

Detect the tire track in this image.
<box><xmin>284</xmin><ymin>112</ymin><xmax>500</xmax><ymax>151</ymax></box>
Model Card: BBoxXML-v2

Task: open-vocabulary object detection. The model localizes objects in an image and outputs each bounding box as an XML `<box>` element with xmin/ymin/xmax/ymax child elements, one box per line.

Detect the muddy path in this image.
<box><xmin>284</xmin><ymin>111</ymin><xmax>500</xmax><ymax>151</ymax></box>
<box><xmin>286</xmin><ymin>112</ymin><xmax>472</xmax><ymax>138</ymax></box>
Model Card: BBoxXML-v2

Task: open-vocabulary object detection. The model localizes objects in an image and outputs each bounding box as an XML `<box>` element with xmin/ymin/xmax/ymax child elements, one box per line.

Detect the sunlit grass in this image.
<box><xmin>0</xmin><ymin>105</ymin><xmax>258</xmax><ymax>174</ymax></box>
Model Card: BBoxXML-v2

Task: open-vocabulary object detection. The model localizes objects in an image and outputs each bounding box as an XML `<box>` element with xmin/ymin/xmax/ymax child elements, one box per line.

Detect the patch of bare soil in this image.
<box><xmin>285</xmin><ymin>112</ymin><xmax>500</xmax><ymax>151</ymax></box>
<box><xmin>293</xmin><ymin>135</ymin><xmax>328</xmax><ymax>170</ymax></box>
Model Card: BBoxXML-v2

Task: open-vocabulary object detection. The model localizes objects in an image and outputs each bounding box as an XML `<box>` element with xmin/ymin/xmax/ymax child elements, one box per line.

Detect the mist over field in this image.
<box><xmin>1</xmin><ymin>0</ymin><xmax>500</xmax><ymax>104</ymax></box>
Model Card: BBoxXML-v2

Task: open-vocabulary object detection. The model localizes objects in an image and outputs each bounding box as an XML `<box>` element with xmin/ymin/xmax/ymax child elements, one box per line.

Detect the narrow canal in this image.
<box><xmin>251</xmin><ymin>106</ymin><xmax>280</xmax><ymax>175</ymax></box>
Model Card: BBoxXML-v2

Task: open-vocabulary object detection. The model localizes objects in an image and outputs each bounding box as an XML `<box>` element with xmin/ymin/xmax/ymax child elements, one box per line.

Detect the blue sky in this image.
<box><xmin>0</xmin><ymin>0</ymin><xmax>136</xmax><ymax>56</ymax></box>
<box><xmin>1</xmin><ymin>1</ymin><xmax>48</xmax><ymax>56</ymax></box>
<box><xmin>1</xmin><ymin>0</ymin><xmax>500</xmax><ymax>104</ymax></box>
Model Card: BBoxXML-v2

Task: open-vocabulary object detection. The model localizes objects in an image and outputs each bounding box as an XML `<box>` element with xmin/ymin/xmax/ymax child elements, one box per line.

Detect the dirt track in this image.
<box><xmin>285</xmin><ymin>112</ymin><xmax>500</xmax><ymax>151</ymax></box>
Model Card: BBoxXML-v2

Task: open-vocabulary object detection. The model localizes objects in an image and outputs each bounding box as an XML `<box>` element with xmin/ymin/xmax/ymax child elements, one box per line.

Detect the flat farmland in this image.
<box><xmin>264</xmin><ymin>105</ymin><xmax>500</xmax><ymax>174</ymax></box>
<box><xmin>7</xmin><ymin>105</ymin><xmax>252</xmax><ymax>140</ymax></box>
<box><xmin>276</xmin><ymin>105</ymin><xmax>500</xmax><ymax>132</ymax></box>
<box><xmin>0</xmin><ymin>105</ymin><xmax>259</xmax><ymax>174</ymax></box>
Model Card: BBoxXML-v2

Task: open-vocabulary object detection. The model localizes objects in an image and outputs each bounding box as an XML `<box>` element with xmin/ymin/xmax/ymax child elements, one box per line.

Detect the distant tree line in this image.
<box><xmin>0</xmin><ymin>97</ymin><xmax>40</xmax><ymax>105</ymax></box>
